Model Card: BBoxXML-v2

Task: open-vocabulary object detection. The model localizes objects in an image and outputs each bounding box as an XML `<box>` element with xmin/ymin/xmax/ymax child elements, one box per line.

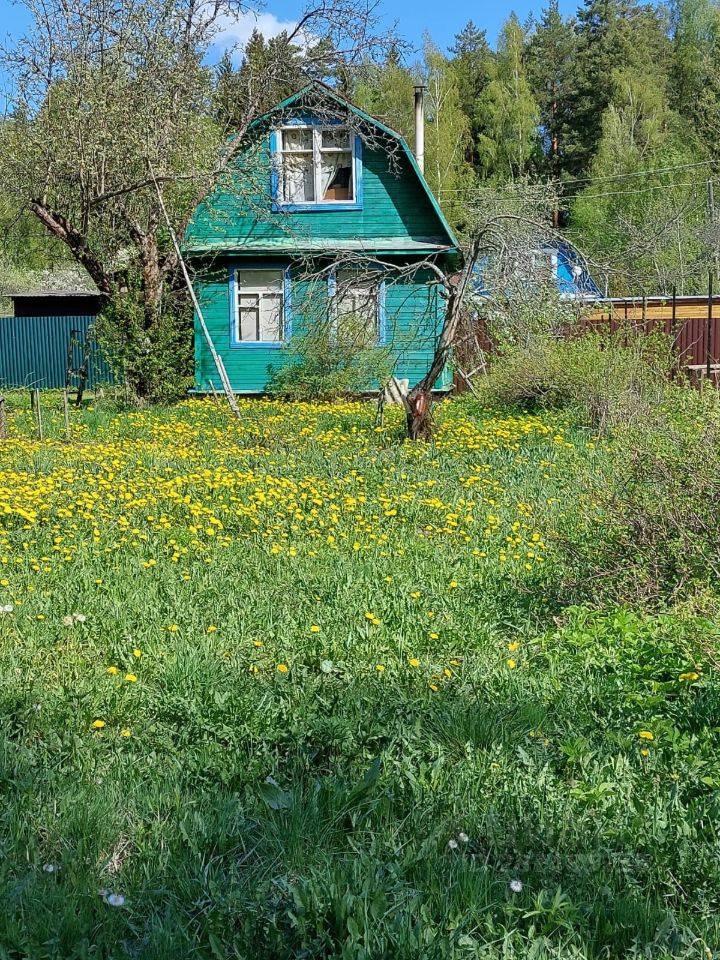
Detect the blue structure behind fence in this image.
<box><xmin>0</xmin><ymin>315</ymin><xmax>114</xmax><ymax>389</ymax></box>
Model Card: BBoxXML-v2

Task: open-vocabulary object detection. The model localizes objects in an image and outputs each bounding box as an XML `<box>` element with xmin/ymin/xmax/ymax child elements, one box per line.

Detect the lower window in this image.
<box><xmin>235</xmin><ymin>269</ymin><xmax>284</xmax><ymax>343</ymax></box>
<box><xmin>334</xmin><ymin>269</ymin><xmax>379</xmax><ymax>344</ymax></box>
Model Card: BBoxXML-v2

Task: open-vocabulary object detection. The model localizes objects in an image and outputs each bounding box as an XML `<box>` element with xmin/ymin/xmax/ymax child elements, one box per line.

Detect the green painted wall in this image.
<box><xmin>185</xmin><ymin>137</ymin><xmax>451</xmax><ymax>250</ymax></box>
<box><xmin>193</xmin><ymin>261</ymin><xmax>451</xmax><ymax>393</ymax></box>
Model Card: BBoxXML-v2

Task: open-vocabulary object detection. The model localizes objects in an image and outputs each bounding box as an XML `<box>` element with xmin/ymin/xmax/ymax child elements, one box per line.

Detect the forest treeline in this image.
<box><xmin>215</xmin><ymin>0</ymin><xmax>720</xmax><ymax>295</ymax></box>
<box><xmin>3</xmin><ymin>0</ymin><xmax>720</xmax><ymax>296</ymax></box>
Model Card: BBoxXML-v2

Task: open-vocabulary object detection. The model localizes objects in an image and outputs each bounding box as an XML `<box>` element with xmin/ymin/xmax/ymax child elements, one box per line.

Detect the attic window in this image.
<box><xmin>278</xmin><ymin>126</ymin><xmax>354</xmax><ymax>205</ymax></box>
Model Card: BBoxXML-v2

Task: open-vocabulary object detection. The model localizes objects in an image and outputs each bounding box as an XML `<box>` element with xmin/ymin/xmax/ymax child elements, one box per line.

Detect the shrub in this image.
<box><xmin>267</xmin><ymin>317</ymin><xmax>394</xmax><ymax>401</ymax></box>
<box><xmin>96</xmin><ymin>282</ymin><xmax>194</xmax><ymax>405</ymax></box>
<box><xmin>552</xmin><ymin>386</ymin><xmax>720</xmax><ymax>607</ymax></box>
<box><xmin>477</xmin><ymin>328</ymin><xmax>675</xmax><ymax>431</ymax></box>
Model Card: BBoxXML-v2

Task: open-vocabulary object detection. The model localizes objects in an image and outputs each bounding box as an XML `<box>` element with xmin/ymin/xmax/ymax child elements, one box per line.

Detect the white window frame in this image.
<box><xmin>233</xmin><ymin>268</ymin><xmax>285</xmax><ymax>345</ymax></box>
<box><xmin>278</xmin><ymin>125</ymin><xmax>355</xmax><ymax>206</ymax></box>
<box><xmin>330</xmin><ymin>268</ymin><xmax>383</xmax><ymax>345</ymax></box>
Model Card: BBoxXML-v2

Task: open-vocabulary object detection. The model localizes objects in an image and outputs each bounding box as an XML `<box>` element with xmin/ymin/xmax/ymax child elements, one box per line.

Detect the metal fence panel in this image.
<box><xmin>0</xmin><ymin>315</ymin><xmax>114</xmax><ymax>389</ymax></box>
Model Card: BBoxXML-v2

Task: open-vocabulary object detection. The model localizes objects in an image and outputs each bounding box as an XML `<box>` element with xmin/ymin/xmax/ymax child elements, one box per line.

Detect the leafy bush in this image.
<box><xmin>477</xmin><ymin>328</ymin><xmax>675</xmax><ymax>431</ymax></box>
<box><xmin>96</xmin><ymin>280</ymin><xmax>194</xmax><ymax>404</ymax></box>
<box><xmin>552</xmin><ymin>386</ymin><xmax>720</xmax><ymax>607</ymax></box>
<box><xmin>267</xmin><ymin>317</ymin><xmax>394</xmax><ymax>401</ymax></box>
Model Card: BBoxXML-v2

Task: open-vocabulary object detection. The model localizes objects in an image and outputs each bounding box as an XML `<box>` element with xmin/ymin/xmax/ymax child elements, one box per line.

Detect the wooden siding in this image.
<box><xmin>185</xmin><ymin>140</ymin><xmax>451</xmax><ymax>250</ymax></box>
<box><xmin>193</xmin><ymin>263</ymin><xmax>450</xmax><ymax>393</ymax></box>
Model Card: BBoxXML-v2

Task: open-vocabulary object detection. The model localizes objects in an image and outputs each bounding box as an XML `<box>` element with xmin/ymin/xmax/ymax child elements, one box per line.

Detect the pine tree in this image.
<box><xmin>214</xmin><ymin>29</ymin><xmax>309</xmax><ymax>130</ymax></box>
<box><xmin>671</xmin><ymin>0</ymin><xmax>720</xmax><ymax>158</ymax></box>
<box><xmin>448</xmin><ymin>21</ymin><xmax>492</xmax><ymax>161</ymax></box>
<box><xmin>570</xmin><ymin>66</ymin><xmax>707</xmax><ymax>292</ymax></box>
<box><xmin>526</xmin><ymin>0</ymin><xmax>578</xmax><ymax>181</ymax></box>
<box><xmin>476</xmin><ymin>14</ymin><xmax>541</xmax><ymax>181</ymax></box>
<box><xmin>568</xmin><ymin>0</ymin><xmax>671</xmax><ymax>177</ymax></box>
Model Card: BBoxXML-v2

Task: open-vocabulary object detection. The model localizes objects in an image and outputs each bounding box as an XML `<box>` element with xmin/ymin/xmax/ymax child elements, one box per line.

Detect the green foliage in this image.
<box><xmin>478</xmin><ymin>328</ymin><xmax>674</xmax><ymax>430</ymax></box>
<box><xmin>526</xmin><ymin>0</ymin><xmax>578</xmax><ymax>180</ymax></box>
<box><xmin>423</xmin><ymin>39</ymin><xmax>474</xmax><ymax>228</ymax></box>
<box><xmin>476</xmin><ymin>15</ymin><xmax>541</xmax><ymax>181</ymax></box>
<box><xmin>96</xmin><ymin>281</ymin><xmax>194</xmax><ymax>404</ymax></box>
<box><xmin>552</xmin><ymin>386</ymin><xmax>720</xmax><ymax>606</ymax></box>
<box><xmin>0</xmin><ymin>396</ymin><xmax>719</xmax><ymax>956</ymax></box>
<box><xmin>267</xmin><ymin>320</ymin><xmax>394</xmax><ymax>401</ymax></box>
<box><xmin>568</xmin><ymin>62</ymin><xmax>709</xmax><ymax>293</ymax></box>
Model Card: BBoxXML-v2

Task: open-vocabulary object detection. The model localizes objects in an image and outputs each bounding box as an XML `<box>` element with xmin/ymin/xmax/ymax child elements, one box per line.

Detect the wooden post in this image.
<box><xmin>63</xmin><ymin>388</ymin><xmax>71</xmax><ymax>442</ymax></box>
<box><xmin>707</xmin><ymin>272</ymin><xmax>714</xmax><ymax>381</ymax></box>
<box><xmin>0</xmin><ymin>396</ymin><xmax>6</xmax><ymax>440</ymax></box>
<box><xmin>34</xmin><ymin>389</ymin><xmax>43</xmax><ymax>440</ymax></box>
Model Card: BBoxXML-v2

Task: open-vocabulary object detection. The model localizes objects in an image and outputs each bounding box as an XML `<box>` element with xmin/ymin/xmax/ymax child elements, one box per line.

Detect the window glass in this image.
<box><xmin>277</xmin><ymin>125</ymin><xmax>355</xmax><ymax>204</ymax></box>
<box><xmin>321</xmin><ymin>128</ymin><xmax>351</xmax><ymax>150</ymax></box>
<box><xmin>282</xmin><ymin>128</ymin><xmax>313</xmax><ymax>151</ymax></box>
<box><xmin>282</xmin><ymin>154</ymin><xmax>315</xmax><ymax>203</ymax></box>
<box><xmin>320</xmin><ymin>153</ymin><xmax>353</xmax><ymax>201</ymax></box>
<box><xmin>236</xmin><ymin>270</ymin><xmax>284</xmax><ymax>342</ymax></box>
<box><xmin>335</xmin><ymin>269</ymin><xmax>378</xmax><ymax>343</ymax></box>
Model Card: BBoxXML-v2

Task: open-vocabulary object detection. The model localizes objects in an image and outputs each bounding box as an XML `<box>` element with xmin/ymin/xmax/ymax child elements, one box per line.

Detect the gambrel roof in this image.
<box><xmin>184</xmin><ymin>81</ymin><xmax>458</xmax><ymax>257</ymax></box>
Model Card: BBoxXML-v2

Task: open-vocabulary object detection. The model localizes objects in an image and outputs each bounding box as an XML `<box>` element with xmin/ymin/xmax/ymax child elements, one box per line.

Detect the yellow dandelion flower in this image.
<box><xmin>507</xmin><ymin>641</ymin><xmax>520</xmax><ymax>652</ymax></box>
<box><xmin>207</xmin><ymin>625</ymin><xmax>217</xmax><ymax>633</ymax></box>
<box><xmin>375</xmin><ymin>664</ymin><xmax>385</xmax><ymax>673</ymax></box>
<box><xmin>429</xmin><ymin>683</ymin><xmax>439</xmax><ymax>692</ymax></box>
<box><xmin>106</xmin><ymin>666</ymin><xmax>119</xmax><ymax>676</ymax></box>
<box><xmin>277</xmin><ymin>663</ymin><xmax>289</xmax><ymax>673</ymax></box>
<box><xmin>310</xmin><ymin>625</ymin><xmax>321</xmax><ymax>633</ymax></box>
<box><xmin>92</xmin><ymin>719</ymin><xmax>106</xmax><ymax>729</ymax></box>
<box><xmin>133</xmin><ymin>649</ymin><xmax>142</xmax><ymax>658</ymax></box>
<box><xmin>638</xmin><ymin>730</ymin><xmax>654</xmax><ymax>741</ymax></box>
<box><xmin>121</xmin><ymin>728</ymin><xmax>132</xmax><ymax>738</ymax></box>
<box><xmin>679</xmin><ymin>671</ymin><xmax>699</xmax><ymax>682</ymax></box>
<box><xmin>125</xmin><ymin>673</ymin><xmax>137</xmax><ymax>683</ymax></box>
<box><xmin>408</xmin><ymin>657</ymin><xmax>420</xmax><ymax>668</ymax></box>
<box><xmin>640</xmin><ymin>748</ymin><xmax>649</xmax><ymax>757</ymax></box>
<box><xmin>506</xmin><ymin>658</ymin><xmax>517</xmax><ymax>669</ymax></box>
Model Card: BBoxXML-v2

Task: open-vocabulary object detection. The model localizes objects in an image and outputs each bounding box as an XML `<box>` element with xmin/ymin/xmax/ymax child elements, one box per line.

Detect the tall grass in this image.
<box><xmin>0</xmin><ymin>392</ymin><xmax>717</xmax><ymax>958</ymax></box>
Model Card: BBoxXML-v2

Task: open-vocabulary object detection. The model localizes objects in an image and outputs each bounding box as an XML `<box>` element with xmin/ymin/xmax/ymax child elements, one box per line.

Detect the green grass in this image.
<box><xmin>0</xmin><ymin>392</ymin><xmax>717</xmax><ymax>959</ymax></box>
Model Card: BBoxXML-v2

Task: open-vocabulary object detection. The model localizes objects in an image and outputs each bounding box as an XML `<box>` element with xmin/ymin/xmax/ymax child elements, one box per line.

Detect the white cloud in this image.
<box><xmin>214</xmin><ymin>11</ymin><xmax>299</xmax><ymax>60</ymax></box>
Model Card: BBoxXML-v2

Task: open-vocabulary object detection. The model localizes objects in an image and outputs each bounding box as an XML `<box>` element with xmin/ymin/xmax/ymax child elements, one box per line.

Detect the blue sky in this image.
<box><xmin>0</xmin><ymin>0</ymin><xmax>579</xmax><ymax>62</ymax></box>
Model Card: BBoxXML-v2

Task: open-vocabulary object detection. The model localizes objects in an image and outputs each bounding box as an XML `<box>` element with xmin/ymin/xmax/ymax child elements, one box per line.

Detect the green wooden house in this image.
<box><xmin>183</xmin><ymin>82</ymin><xmax>459</xmax><ymax>394</ymax></box>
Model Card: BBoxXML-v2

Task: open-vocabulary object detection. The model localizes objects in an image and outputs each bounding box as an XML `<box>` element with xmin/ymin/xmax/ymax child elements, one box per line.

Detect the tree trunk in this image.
<box><xmin>405</xmin><ymin>388</ymin><xmax>433</xmax><ymax>441</ymax></box>
<box><xmin>404</xmin><ymin>236</ymin><xmax>484</xmax><ymax>440</ymax></box>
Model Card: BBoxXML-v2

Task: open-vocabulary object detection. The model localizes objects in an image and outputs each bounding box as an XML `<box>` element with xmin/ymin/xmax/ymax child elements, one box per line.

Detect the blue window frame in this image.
<box><xmin>270</xmin><ymin>117</ymin><xmax>364</xmax><ymax>213</ymax></box>
<box><xmin>229</xmin><ymin>262</ymin><xmax>292</xmax><ymax>349</ymax></box>
<box><xmin>328</xmin><ymin>265</ymin><xmax>387</xmax><ymax>345</ymax></box>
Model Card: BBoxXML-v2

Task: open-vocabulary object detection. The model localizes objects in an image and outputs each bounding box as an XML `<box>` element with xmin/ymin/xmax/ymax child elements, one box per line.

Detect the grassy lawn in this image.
<box><xmin>0</xmin><ymin>393</ymin><xmax>718</xmax><ymax>958</ymax></box>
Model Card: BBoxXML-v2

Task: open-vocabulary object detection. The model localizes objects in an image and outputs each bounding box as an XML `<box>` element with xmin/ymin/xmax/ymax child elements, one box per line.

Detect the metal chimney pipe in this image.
<box><xmin>414</xmin><ymin>84</ymin><xmax>426</xmax><ymax>175</ymax></box>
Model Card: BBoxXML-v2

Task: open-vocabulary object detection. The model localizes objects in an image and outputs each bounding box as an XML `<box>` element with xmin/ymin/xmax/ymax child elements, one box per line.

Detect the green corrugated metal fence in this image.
<box><xmin>0</xmin><ymin>315</ymin><xmax>114</xmax><ymax>389</ymax></box>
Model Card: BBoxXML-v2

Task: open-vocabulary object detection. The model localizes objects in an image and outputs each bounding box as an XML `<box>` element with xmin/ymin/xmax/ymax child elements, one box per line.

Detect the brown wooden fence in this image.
<box><xmin>453</xmin><ymin>292</ymin><xmax>720</xmax><ymax>393</ymax></box>
<box><xmin>586</xmin><ymin>295</ymin><xmax>720</xmax><ymax>371</ymax></box>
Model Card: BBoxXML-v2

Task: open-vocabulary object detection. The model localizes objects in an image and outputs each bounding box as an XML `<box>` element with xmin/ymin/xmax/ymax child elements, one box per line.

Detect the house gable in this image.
<box><xmin>184</xmin><ymin>83</ymin><xmax>458</xmax><ymax>256</ymax></box>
